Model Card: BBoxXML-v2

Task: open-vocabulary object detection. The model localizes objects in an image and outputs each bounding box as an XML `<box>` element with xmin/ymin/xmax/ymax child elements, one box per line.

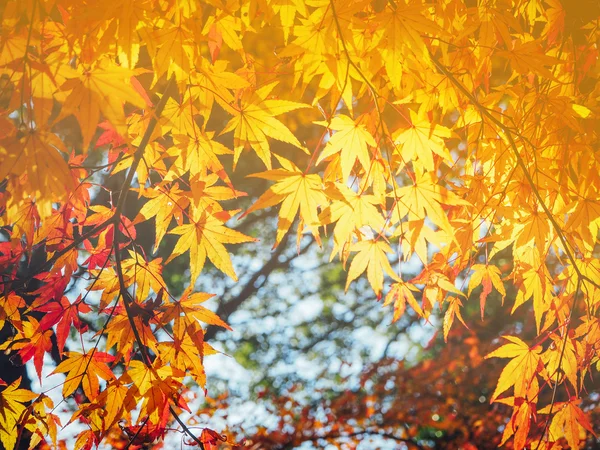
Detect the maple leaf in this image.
<box><xmin>26</xmin><ymin>393</ymin><xmax>62</xmax><ymax>449</ymax></box>
<box><xmin>135</xmin><ymin>183</ymin><xmax>189</xmax><ymax>251</ymax></box>
<box><xmin>499</xmin><ymin>399</ymin><xmax>535</xmax><ymax>450</ymax></box>
<box><xmin>200</xmin><ymin>428</ymin><xmax>227</xmax><ymax>450</ymax></box>
<box><xmin>82</xmin><ymin>226</ymin><xmax>113</xmax><ymax>270</ymax></box>
<box><xmin>160</xmin><ymin>289</ymin><xmax>230</xmax><ymax>330</ymax></box>
<box><xmin>221</xmin><ymin>82</ymin><xmax>309</xmax><ymax>169</ymax></box>
<box><xmin>37</xmin><ymin>296</ymin><xmax>91</xmax><ymax>356</ymax></box>
<box><xmin>190</xmin><ymin>57</ymin><xmax>250</xmax><ymax>125</ymax></box>
<box><xmin>124</xmin><ymin>360</ymin><xmax>186</xmax><ymax>424</ymax></box>
<box><xmin>53</xmin><ymin>351</ymin><xmax>115</xmax><ymax>400</ymax></box>
<box><xmin>121</xmin><ymin>250</ymin><xmax>167</xmax><ymax>302</ymax></box>
<box><xmin>167</xmin><ymin>212</ymin><xmax>255</xmax><ymax>283</ymax></box>
<box><xmin>103</xmin><ymin>306</ymin><xmax>158</xmax><ymax>362</ymax></box>
<box><xmin>539</xmin><ymin>400</ymin><xmax>595</xmax><ymax>450</ymax></box>
<box><xmin>60</xmin><ymin>58</ymin><xmax>146</xmax><ymax>149</ymax></box>
<box><xmin>75</xmin><ymin>429</ymin><xmax>98</xmax><ymax>450</ymax></box>
<box><xmin>468</xmin><ymin>264</ymin><xmax>506</xmax><ymax>319</ymax></box>
<box><xmin>0</xmin><ymin>127</ymin><xmax>75</xmax><ymax>201</ymax></box>
<box><xmin>514</xmin><ymin>209</ymin><xmax>551</xmax><ymax>252</ymax></box>
<box><xmin>121</xmin><ymin>418</ymin><xmax>168</xmax><ymax>447</ymax></box>
<box><xmin>541</xmin><ymin>333</ymin><xmax>578</xmax><ymax>389</ymax></box>
<box><xmin>93</xmin><ymin>379</ymin><xmax>133</xmax><ymax>432</ymax></box>
<box><xmin>442</xmin><ymin>296</ymin><xmax>468</xmax><ymax>342</ymax></box>
<box><xmin>125</xmin><ymin>360</ymin><xmax>157</xmax><ymax>396</ymax></box>
<box><xmin>162</xmin><ymin>96</ymin><xmax>201</xmax><ymax>137</ymax></box>
<box><xmin>0</xmin><ymin>293</ymin><xmax>25</xmax><ymax>331</ymax></box>
<box><xmin>207</xmin><ymin>11</ymin><xmax>244</xmax><ymax>53</ymax></box>
<box><xmin>392</xmin><ymin>109</ymin><xmax>453</xmax><ymax>173</ymax></box>
<box><xmin>244</xmin><ymin>158</ymin><xmax>327</xmax><ymax>247</ymax></box>
<box><xmin>497</xmin><ymin>39</ymin><xmax>564</xmax><ymax>80</ymax></box>
<box><xmin>319</xmin><ymin>182</ymin><xmax>386</xmax><ymax>258</ymax></box>
<box><xmin>384</xmin><ymin>281</ymin><xmax>423</xmax><ymax>322</ymax></box>
<box><xmin>513</xmin><ymin>267</ymin><xmax>552</xmax><ymax>333</ymax></box>
<box><xmin>346</xmin><ymin>239</ymin><xmax>399</xmax><ymax>297</ymax></box>
<box><xmin>166</xmin><ymin>132</ymin><xmax>234</xmax><ymax>186</ymax></box>
<box><xmin>158</xmin><ymin>320</ymin><xmax>210</xmax><ymax>387</ymax></box>
<box><xmin>316</xmin><ymin>115</ymin><xmax>377</xmax><ymax>181</ymax></box>
<box><xmin>392</xmin><ymin>171</ymin><xmax>470</xmax><ymax>238</ymax></box>
<box><xmin>269</xmin><ymin>0</ymin><xmax>309</xmax><ymax>43</ymax></box>
<box><xmin>151</xmin><ymin>19</ymin><xmax>196</xmax><ymax>81</ymax></box>
<box><xmin>486</xmin><ymin>336</ymin><xmax>543</xmax><ymax>402</ymax></box>
<box><xmin>0</xmin><ymin>317</ymin><xmax>53</xmax><ymax>381</ymax></box>
<box><xmin>0</xmin><ymin>378</ymin><xmax>38</xmax><ymax>450</ymax></box>
<box><xmin>377</xmin><ymin>3</ymin><xmax>443</xmax><ymax>66</ymax></box>
<box><xmin>95</xmin><ymin>120</ymin><xmax>126</xmax><ymax>148</ymax></box>
<box><xmin>187</xmin><ymin>174</ymin><xmax>247</xmax><ymax>214</ymax></box>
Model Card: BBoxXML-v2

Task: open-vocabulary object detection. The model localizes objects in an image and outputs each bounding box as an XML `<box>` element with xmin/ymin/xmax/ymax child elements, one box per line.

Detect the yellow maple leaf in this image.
<box><xmin>0</xmin><ymin>127</ymin><xmax>74</xmax><ymax>202</ymax></box>
<box><xmin>541</xmin><ymin>333</ymin><xmax>578</xmax><ymax>389</ymax></box>
<box><xmin>377</xmin><ymin>2</ymin><xmax>443</xmax><ymax>67</ymax></box>
<box><xmin>135</xmin><ymin>183</ymin><xmax>189</xmax><ymax>251</ymax></box>
<box><xmin>94</xmin><ymin>379</ymin><xmax>132</xmax><ymax>432</ymax></box>
<box><xmin>60</xmin><ymin>58</ymin><xmax>146</xmax><ymax>149</ymax></box>
<box><xmin>161</xmin><ymin>96</ymin><xmax>202</xmax><ymax>137</ymax></box>
<box><xmin>166</xmin><ymin>132</ymin><xmax>233</xmax><ymax>186</ymax></box>
<box><xmin>0</xmin><ymin>293</ymin><xmax>25</xmax><ymax>331</ymax></box>
<box><xmin>539</xmin><ymin>400</ymin><xmax>595</xmax><ymax>450</ymax></box>
<box><xmin>125</xmin><ymin>360</ymin><xmax>155</xmax><ymax>396</ymax></box>
<box><xmin>442</xmin><ymin>296</ymin><xmax>468</xmax><ymax>342</ymax></box>
<box><xmin>0</xmin><ymin>378</ymin><xmax>38</xmax><ymax>450</ymax></box>
<box><xmin>244</xmin><ymin>158</ymin><xmax>327</xmax><ymax>247</ymax></box>
<box><xmin>513</xmin><ymin>267</ymin><xmax>552</xmax><ymax>333</ymax></box>
<box><xmin>392</xmin><ymin>171</ymin><xmax>469</xmax><ymax>236</ymax></box>
<box><xmin>157</xmin><ymin>323</ymin><xmax>208</xmax><ymax>387</ymax></box>
<box><xmin>221</xmin><ymin>82</ymin><xmax>309</xmax><ymax>169</ymax></box>
<box><xmin>160</xmin><ymin>289</ymin><xmax>230</xmax><ymax>330</ymax></box>
<box><xmin>190</xmin><ymin>57</ymin><xmax>250</xmax><ymax>125</ymax></box>
<box><xmin>53</xmin><ymin>351</ymin><xmax>115</xmax><ymax>400</ymax></box>
<box><xmin>104</xmin><ymin>308</ymin><xmax>157</xmax><ymax>361</ymax></box>
<box><xmin>121</xmin><ymin>251</ymin><xmax>167</xmax><ymax>302</ymax></box>
<box><xmin>150</xmin><ymin>16</ymin><xmax>195</xmax><ymax>81</ymax></box>
<box><xmin>269</xmin><ymin>0</ymin><xmax>309</xmax><ymax>43</ymax></box>
<box><xmin>316</xmin><ymin>115</ymin><xmax>377</xmax><ymax>181</ymax></box>
<box><xmin>384</xmin><ymin>281</ymin><xmax>424</xmax><ymax>322</ymax></box>
<box><xmin>514</xmin><ymin>209</ymin><xmax>551</xmax><ymax>253</ymax></box>
<box><xmin>500</xmin><ymin>399</ymin><xmax>534</xmax><ymax>450</ymax></box>
<box><xmin>167</xmin><ymin>212</ymin><xmax>255</xmax><ymax>283</ymax></box>
<box><xmin>392</xmin><ymin>109</ymin><xmax>453</xmax><ymax>173</ymax></box>
<box><xmin>486</xmin><ymin>336</ymin><xmax>543</xmax><ymax>402</ymax></box>
<box><xmin>319</xmin><ymin>183</ymin><xmax>386</xmax><ymax>258</ymax></box>
<box><xmin>468</xmin><ymin>264</ymin><xmax>506</xmax><ymax>319</ymax></box>
<box><xmin>346</xmin><ymin>239</ymin><xmax>399</xmax><ymax>297</ymax></box>
<box><xmin>497</xmin><ymin>39</ymin><xmax>564</xmax><ymax>80</ymax></box>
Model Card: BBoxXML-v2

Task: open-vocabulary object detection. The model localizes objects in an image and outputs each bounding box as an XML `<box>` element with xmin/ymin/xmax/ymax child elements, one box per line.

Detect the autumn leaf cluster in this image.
<box><xmin>1</xmin><ymin>0</ymin><xmax>600</xmax><ymax>448</ymax></box>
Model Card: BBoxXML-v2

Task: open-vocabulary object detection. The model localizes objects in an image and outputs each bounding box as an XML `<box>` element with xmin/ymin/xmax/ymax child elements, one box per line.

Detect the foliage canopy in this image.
<box><xmin>1</xmin><ymin>0</ymin><xmax>600</xmax><ymax>448</ymax></box>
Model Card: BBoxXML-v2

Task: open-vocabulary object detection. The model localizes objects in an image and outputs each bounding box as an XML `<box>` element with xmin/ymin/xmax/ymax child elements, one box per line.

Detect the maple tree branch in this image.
<box><xmin>19</xmin><ymin>0</ymin><xmax>37</xmax><ymax>127</ymax></box>
<box><xmin>6</xmin><ymin>221</ymin><xmax>108</xmax><ymax>291</ymax></box>
<box><xmin>429</xmin><ymin>54</ymin><xmax>600</xmax><ymax>290</ymax></box>
<box><xmin>535</xmin><ymin>279</ymin><xmax>580</xmax><ymax>449</ymax></box>
<box><xmin>328</xmin><ymin>0</ymin><xmax>408</xmax><ymax>251</ymax></box>
<box><xmin>286</xmin><ymin>429</ymin><xmax>425</xmax><ymax>450</ymax></box>
<box><xmin>429</xmin><ymin>52</ymin><xmax>600</xmax><ymax>448</ymax></box>
<box><xmin>329</xmin><ymin>0</ymin><xmax>378</xmax><ymax>101</ymax></box>
<box><xmin>204</xmin><ymin>233</ymin><xmax>316</xmax><ymax>342</ymax></box>
<box><xmin>123</xmin><ymin>414</ymin><xmax>151</xmax><ymax>450</ymax></box>
<box><xmin>9</xmin><ymin>67</ymin><xmax>176</xmax><ymax>292</ymax></box>
<box><xmin>113</xmin><ymin>74</ymin><xmax>176</xmax><ymax>219</ymax></box>
<box><xmin>112</xmin><ymin>220</ymin><xmax>206</xmax><ymax>449</ymax></box>
<box><xmin>106</xmin><ymin>75</ymin><xmax>206</xmax><ymax>449</ymax></box>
